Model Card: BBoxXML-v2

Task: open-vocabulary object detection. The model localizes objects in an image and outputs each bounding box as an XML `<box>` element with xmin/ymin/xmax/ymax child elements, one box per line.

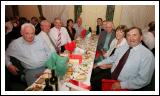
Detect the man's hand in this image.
<box><xmin>93</xmin><ymin>64</ymin><xmax>98</xmax><ymax>69</ymax></box>
<box><xmin>101</xmin><ymin>49</ymin><xmax>107</xmax><ymax>56</ymax></box>
<box><xmin>99</xmin><ymin>64</ymin><xmax>112</xmax><ymax>69</ymax></box>
<box><xmin>7</xmin><ymin>64</ymin><xmax>19</xmax><ymax>75</ymax></box>
<box><xmin>112</xmin><ymin>81</ymin><xmax>121</xmax><ymax>90</ymax></box>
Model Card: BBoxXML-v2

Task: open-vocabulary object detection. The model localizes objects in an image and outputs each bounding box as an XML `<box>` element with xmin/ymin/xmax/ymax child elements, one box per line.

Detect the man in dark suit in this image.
<box><xmin>96</xmin><ymin>21</ymin><xmax>115</xmax><ymax>54</ymax></box>
<box><xmin>31</xmin><ymin>16</ymin><xmax>41</xmax><ymax>35</ymax></box>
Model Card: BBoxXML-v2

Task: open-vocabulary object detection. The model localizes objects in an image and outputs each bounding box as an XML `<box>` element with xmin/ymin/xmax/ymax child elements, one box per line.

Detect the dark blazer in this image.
<box><xmin>35</xmin><ymin>23</ymin><xmax>41</xmax><ymax>35</ymax></box>
<box><xmin>96</xmin><ymin>25</ymin><xmax>104</xmax><ymax>35</ymax></box>
<box><xmin>96</xmin><ymin>29</ymin><xmax>115</xmax><ymax>51</ymax></box>
<box><xmin>66</xmin><ymin>27</ymin><xmax>76</xmax><ymax>41</ymax></box>
<box><xmin>5</xmin><ymin>27</ymin><xmax>21</xmax><ymax>50</ymax></box>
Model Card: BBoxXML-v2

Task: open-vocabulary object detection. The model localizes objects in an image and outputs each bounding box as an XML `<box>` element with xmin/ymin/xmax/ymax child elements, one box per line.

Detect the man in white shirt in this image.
<box><xmin>49</xmin><ymin>18</ymin><xmax>71</xmax><ymax>53</ymax></box>
<box><xmin>73</xmin><ymin>17</ymin><xmax>84</xmax><ymax>39</ymax></box>
<box><xmin>91</xmin><ymin>27</ymin><xmax>154</xmax><ymax>90</ymax></box>
<box><xmin>38</xmin><ymin>20</ymin><xmax>56</xmax><ymax>52</ymax></box>
<box><xmin>6</xmin><ymin>23</ymin><xmax>52</xmax><ymax>86</ymax></box>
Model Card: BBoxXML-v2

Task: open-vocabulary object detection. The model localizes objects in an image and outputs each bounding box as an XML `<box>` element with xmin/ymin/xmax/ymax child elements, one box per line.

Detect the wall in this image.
<box><xmin>80</xmin><ymin>5</ymin><xmax>106</xmax><ymax>31</ymax></box>
<box><xmin>113</xmin><ymin>5</ymin><xmax>123</xmax><ymax>28</ymax></box>
<box><xmin>18</xmin><ymin>5</ymin><xmax>40</xmax><ymax>20</ymax></box>
<box><xmin>5</xmin><ymin>5</ymin><xmax>14</xmax><ymax>18</ymax></box>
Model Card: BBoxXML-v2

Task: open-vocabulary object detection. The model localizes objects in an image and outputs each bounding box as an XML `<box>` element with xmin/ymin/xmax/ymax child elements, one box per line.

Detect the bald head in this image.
<box><xmin>77</xmin><ymin>17</ymin><xmax>82</xmax><ymax>27</ymax></box>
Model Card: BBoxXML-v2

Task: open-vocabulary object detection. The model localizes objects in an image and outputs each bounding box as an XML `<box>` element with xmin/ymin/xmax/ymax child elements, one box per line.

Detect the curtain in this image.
<box><xmin>106</xmin><ymin>5</ymin><xmax>115</xmax><ymax>21</ymax></box>
<box><xmin>74</xmin><ymin>5</ymin><xmax>82</xmax><ymax>22</ymax></box>
<box><xmin>120</xmin><ymin>5</ymin><xmax>155</xmax><ymax>30</ymax></box>
<box><xmin>41</xmin><ymin>5</ymin><xmax>68</xmax><ymax>26</ymax></box>
<box><xmin>37</xmin><ymin>5</ymin><xmax>43</xmax><ymax>17</ymax></box>
<box><xmin>12</xmin><ymin>5</ymin><xmax>19</xmax><ymax>17</ymax></box>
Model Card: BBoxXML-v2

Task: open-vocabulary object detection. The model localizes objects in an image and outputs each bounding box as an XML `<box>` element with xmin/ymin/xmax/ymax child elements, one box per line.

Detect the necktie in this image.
<box><xmin>56</xmin><ymin>30</ymin><xmax>61</xmax><ymax>52</ymax></box>
<box><xmin>111</xmin><ymin>47</ymin><xmax>132</xmax><ymax>80</ymax></box>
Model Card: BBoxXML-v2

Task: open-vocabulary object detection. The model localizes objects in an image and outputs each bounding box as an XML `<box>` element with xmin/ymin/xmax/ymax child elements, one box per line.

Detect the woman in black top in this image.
<box><xmin>66</xmin><ymin>19</ymin><xmax>76</xmax><ymax>41</ymax></box>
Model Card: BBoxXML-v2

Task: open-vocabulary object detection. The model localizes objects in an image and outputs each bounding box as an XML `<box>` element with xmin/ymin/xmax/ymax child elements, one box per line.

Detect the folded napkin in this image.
<box><xmin>45</xmin><ymin>52</ymin><xmax>69</xmax><ymax>77</ymax></box>
<box><xmin>81</xmin><ymin>29</ymin><xmax>87</xmax><ymax>38</ymax></box>
<box><xmin>65</xmin><ymin>41</ymin><xmax>76</xmax><ymax>53</ymax></box>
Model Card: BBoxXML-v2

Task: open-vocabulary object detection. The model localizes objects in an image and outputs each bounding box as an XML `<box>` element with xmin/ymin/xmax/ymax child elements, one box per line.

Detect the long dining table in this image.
<box><xmin>25</xmin><ymin>32</ymin><xmax>99</xmax><ymax>91</ymax></box>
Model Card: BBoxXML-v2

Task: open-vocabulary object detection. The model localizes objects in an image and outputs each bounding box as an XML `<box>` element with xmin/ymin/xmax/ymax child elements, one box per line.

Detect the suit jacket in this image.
<box><xmin>35</xmin><ymin>23</ymin><xmax>41</xmax><ymax>35</ymax></box>
<box><xmin>96</xmin><ymin>25</ymin><xmax>104</xmax><ymax>35</ymax></box>
<box><xmin>96</xmin><ymin>30</ymin><xmax>115</xmax><ymax>51</ymax></box>
<box><xmin>66</xmin><ymin>27</ymin><xmax>76</xmax><ymax>41</ymax></box>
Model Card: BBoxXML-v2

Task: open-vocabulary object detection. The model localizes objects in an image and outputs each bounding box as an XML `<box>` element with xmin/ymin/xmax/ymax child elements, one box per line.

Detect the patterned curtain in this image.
<box><xmin>12</xmin><ymin>5</ymin><xmax>19</xmax><ymax>16</ymax></box>
<box><xmin>106</xmin><ymin>5</ymin><xmax>115</xmax><ymax>21</ymax></box>
<box><xmin>37</xmin><ymin>5</ymin><xmax>43</xmax><ymax>17</ymax></box>
<box><xmin>74</xmin><ymin>5</ymin><xmax>82</xmax><ymax>22</ymax></box>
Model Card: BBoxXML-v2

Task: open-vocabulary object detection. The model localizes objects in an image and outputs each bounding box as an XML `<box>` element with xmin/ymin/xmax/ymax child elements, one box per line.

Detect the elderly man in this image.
<box><xmin>73</xmin><ymin>17</ymin><xmax>84</xmax><ymax>38</ymax></box>
<box><xmin>91</xmin><ymin>27</ymin><xmax>155</xmax><ymax>90</ymax></box>
<box><xmin>97</xmin><ymin>21</ymin><xmax>115</xmax><ymax>52</ymax></box>
<box><xmin>38</xmin><ymin>20</ymin><xmax>56</xmax><ymax>52</ymax></box>
<box><xmin>94</xmin><ymin>21</ymin><xmax>115</xmax><ymax>63</ymax></box>
<box><xmin>5</xmin><ymin>23</ymin><xmax>52</xmax><ymax>86</ymax></box>
<box><xmin>49</xmin><ymin>18</ymin><xmax>71</xmax><ymax>53</ymax></box>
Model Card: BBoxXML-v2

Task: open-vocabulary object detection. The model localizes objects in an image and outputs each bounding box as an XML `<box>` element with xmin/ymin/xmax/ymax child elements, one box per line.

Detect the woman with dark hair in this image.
<box><xmin>66</xmin><ymin>19</ymin><xmax>76</xmax><ymax>41</ymax></box>
<box><xmin>96</xmin><ymin>18</ymin><xmax>103</xmax><ymax>35</ymax></box>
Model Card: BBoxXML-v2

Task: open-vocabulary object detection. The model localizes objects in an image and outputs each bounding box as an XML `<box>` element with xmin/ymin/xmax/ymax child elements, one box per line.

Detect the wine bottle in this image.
<box><xmin>43</xmin><ymin>78</ymin><xmax>53</xmax><ymax>91</ymax></box>
<box><xmin>89</xmin><ymin>27</ymin><xmax>92</xmax><ymax>32</ymax></box>
<box><xmin>50</xmin><ymin>70</ymin><xmax>58</xmax><ymax>91</ymax></box>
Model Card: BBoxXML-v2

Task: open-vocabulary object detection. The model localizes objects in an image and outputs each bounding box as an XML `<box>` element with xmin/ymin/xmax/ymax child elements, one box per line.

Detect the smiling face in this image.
<box><xmin>54</xmin><ymin>19</ymin><xmax>62</xmax><ymax>29</ymax></box>
<box><xmin>126</xmin><ymin>28</ymin><xmax>142</xmax><ymax>47</ymax></box>
<box><xmin>97</xmin><ymin>18</ymin><xmax>102</xmax><ymax>26</ymax></box>
<box><xmin>116</xmin><ymin>29</ymin><xmax>125</xmax><ymax>40</ymax></box>
<box><xmin>77</xmin><ymin>17</ymin><xmax>82</xmax><ymax>27</ymax></box>
<box><xmin>103</xmin><ymin>21</ymin><xmax>113</xmax><ymax>33</ymax></box>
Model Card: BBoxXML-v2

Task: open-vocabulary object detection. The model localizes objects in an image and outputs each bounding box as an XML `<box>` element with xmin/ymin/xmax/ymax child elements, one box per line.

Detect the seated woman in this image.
<box><xmin>96</xmin><ymin>18</ymin><xmax>103</xmax><ymax>35</ymax></box>
<box><xmin>66</xmin><ymin>19</ymin><xmax>76</xmax><ymax>41</ymax></box>
<box><xmin>103</xmin><ymin>25</ymin><xmax>128</xmax><ymax>58</ymax></box>
<box><xmin>91</xmin><ymin>25</ymin><xmax>128</xmax><ymax>91</ymax></box>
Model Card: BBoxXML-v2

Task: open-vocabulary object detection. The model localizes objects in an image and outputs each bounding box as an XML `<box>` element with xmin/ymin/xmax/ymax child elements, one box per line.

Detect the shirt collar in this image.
<box><xmin>131</xmin><ymin>43</ymin><xmax>142</xmax><ymax>51</ymax></box>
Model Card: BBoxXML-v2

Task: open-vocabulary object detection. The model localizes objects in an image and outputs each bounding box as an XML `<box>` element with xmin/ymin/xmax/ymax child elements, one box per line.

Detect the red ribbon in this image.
<box><xmin>69</xmin><ymin>79</ymin><xmax>91</xmax><ymax>90</ymax></box>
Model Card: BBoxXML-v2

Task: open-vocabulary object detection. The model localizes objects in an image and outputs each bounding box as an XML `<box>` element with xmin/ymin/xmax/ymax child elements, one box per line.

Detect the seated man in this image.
<box><xmin>91</xmin><ymin>27</ymin><xmax>155</xmax><ymax>90</ymax></box>
<box><xmin>73</xmin><ymin>17</ymin><xmax>85</xmax><ymax>39</ymax></box>
<box><xmin>95</xmin><ymin>21</ymin><xmax>115</xmax><ymax>63</ymax></box>
<box><xmin>38</xmin><ymin>20</ymin><xmax>56</xmax><ymax>52</ymax></box>
<box><xmin>49</xmin><ymin>18</ymin><xmax>71</xmax><ymax>53</ymax></box>
<box><xmin>5</xmin><ymin>23</ymin><xmax>52</xmax><ymax>86</ymax></box>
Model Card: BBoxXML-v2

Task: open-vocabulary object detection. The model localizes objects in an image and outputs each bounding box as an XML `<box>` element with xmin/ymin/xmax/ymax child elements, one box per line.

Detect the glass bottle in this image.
<box><xmin>43</xmin><ymin>78</ymin><xmax>53</xmax><ymax>91</ymax></box>
<box><xmin>50</xmin><ymin>70</ymin><xmax>58</xmax><ymax>91</ymax></box>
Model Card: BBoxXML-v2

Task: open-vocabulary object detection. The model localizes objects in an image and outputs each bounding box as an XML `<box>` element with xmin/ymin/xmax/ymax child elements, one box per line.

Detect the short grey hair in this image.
<box><xmin>21</xmin><ymin>23</ymin><xmax>35</xmax><ymax>32</ymax></box>
<box><xmin>40</xmin><ymin>20</ymin><xmax>51</xmax><ymax>26</ymax></box>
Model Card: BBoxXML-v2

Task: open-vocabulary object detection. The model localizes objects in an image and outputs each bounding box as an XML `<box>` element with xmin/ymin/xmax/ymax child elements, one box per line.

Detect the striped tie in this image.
<box><xmin>56</xmin><ymin>30</ymin><xmax>61</xmax><ymax>51</ymax></box>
